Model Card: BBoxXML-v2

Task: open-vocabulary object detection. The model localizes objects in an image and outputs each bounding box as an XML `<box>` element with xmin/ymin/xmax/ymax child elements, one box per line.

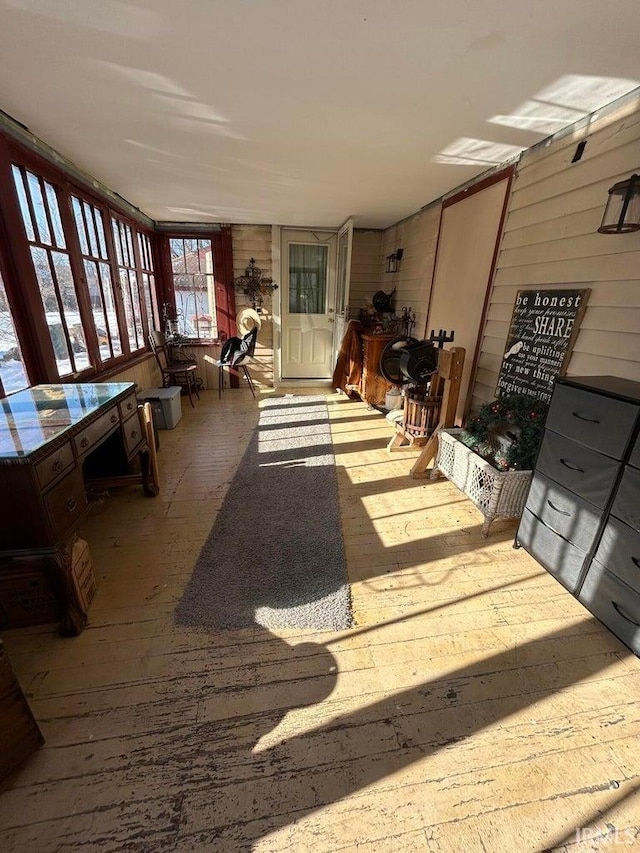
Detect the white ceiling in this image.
<box><xmin>0</xmin><ymin>0</ymin><xmax>639</xmax><ymax>229</ymax></box>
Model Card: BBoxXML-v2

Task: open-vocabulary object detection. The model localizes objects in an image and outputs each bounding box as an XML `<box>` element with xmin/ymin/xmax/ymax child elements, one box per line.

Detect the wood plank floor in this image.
<box><xmin>1</xmin><ymin>388</ymin><xmax>639</xmax><ymax>852</ymax></box>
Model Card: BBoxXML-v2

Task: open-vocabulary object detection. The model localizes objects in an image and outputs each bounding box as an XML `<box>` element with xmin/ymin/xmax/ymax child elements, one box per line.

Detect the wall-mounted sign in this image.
<box><xmin>496</xmin><ymin>288</ymin><xmax>590</xmax><ymax>403</ymax></box>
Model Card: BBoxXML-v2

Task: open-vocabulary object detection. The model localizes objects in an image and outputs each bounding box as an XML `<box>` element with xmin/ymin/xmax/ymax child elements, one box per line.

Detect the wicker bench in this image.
<box><xmin>431</xmin><ymin>428</ymin><xmax>532</xmax><ymax>537</ymax></box>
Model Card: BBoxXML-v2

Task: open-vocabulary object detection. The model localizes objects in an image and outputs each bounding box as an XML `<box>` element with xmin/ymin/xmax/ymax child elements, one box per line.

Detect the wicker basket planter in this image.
<box><xmin>432</xmin><ymin>428</ymin><xmax>532</xmax><ymax>537</ymax></box>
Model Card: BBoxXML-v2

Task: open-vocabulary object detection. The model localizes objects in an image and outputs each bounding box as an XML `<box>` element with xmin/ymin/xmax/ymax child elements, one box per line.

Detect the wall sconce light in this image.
<box><xmin>385</xmin><ymin>248</ymin><xmax>404</xmax><ymax>273</ymax></box>
<box><xmin>598</xmin><ymin>173</ymin><xmax>640</xmax><ymax>234</ymax></box>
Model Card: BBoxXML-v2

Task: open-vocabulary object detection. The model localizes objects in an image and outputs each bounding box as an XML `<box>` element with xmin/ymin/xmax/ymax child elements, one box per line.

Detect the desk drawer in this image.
<box><xmin>74</xmin><ymin>408</ymin><xmax>120</xmax><ymax>458</ymax></box>
<box><xmin>517</xmin><ymin>508</ymin><xmax>586</xmax><ymax>592</ymax></box>
<box><xmin>43</xmin><ymin>468</ymin><xmax>88</xmax><ymax>540</ymax></box>
<box><xmin>578</xmin><ymin>562</ymin><xmax>640</xmax><ymax>655</ymax></box>
<box><xmin>35</xmin><ymin>441</ymin><xmax>74</xmax><ymax>491</ymax></box>
<box><xmin>536</xmin><ymin>431</ymin><xmax>620</xmax><ymax>508</ymax></box>
<box><xmin>122</xmin><ymin>410</ymin><xmax>144</xmax><ymax>456</ymax></box>
<box><xmin>524</xmin><ymin>473</ymin><xmax>602</xmax><ymax>553</ymax></box>
<box><xmin>546</xmin><ymin>384</ymin><xmax>638</xmax><ymax>459</ymax></box>
<box><xmin>119</xmin><ymin>392</ymin><xmax>138</xmax><ymax>422</ymax></box>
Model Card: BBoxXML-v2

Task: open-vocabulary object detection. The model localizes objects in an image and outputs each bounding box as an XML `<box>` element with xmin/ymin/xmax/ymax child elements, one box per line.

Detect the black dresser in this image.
<box><xmin>516</xmin><ymin>375</ymin><xmax>640</xmax><ymax>656</ymax></box>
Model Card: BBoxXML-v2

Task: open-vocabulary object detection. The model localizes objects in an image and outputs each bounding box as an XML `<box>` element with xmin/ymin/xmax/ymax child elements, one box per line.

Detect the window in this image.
<box><xmin>138</xmin><ymin>231</ymin><xmax>159</xmax><ymax>336</ymax></box>
<box><xmin>288</xmin><ymin>243</ymin><xmax>328</xmax><ymax>314</ymax></box>
<box><xmin>71</xmin><ymin>196</ymin><xmax>123</xmax><ymax>363</ymax></box>
<box><xmin>111</xmin><ymin>217</ymin><xmax>146</xmax><ymax>352</ymax></box>
<box><xmin>3</xmin><ymin>137</ymin><xmax>221</xmax><ymax>384</ymax></box>
<box><xmin>170</xmin><ymin>238</ymin><xmax>217</xmax><ymax>339</ymax></box>
<box><xmin>0</xmin><ymin>266</ymin><xmax>29</xmax><ymax>395</ymax></box>
<box><xmin>12</xmin><ymin>165</ymin><xmax>89</xmax><ymax>377</ymax></box>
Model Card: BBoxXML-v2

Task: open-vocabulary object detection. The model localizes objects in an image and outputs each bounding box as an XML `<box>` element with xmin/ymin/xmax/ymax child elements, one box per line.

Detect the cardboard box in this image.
<box><xmin>68</xmin><ymin>538</ymin><xmax>97</xmax><ymax>614</ymax></box>
<box><xmin>0</xmin><ymin>557</ymin><xmax>63</xmax><ymax>629</ymax></box>
<box><xmin>137</xmin><ymin>387</ymin><xmax>182</xmax><ymax>429</ymax></box>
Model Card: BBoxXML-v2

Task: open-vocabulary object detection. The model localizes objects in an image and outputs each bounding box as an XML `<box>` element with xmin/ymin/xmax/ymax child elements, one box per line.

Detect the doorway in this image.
<box><xmin>280</xmin><ymin>229</ymin><xmax>337</xmax><ymax>379</ymax></box>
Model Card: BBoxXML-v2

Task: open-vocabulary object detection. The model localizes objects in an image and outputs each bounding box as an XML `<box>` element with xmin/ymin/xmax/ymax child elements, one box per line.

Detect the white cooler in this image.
<box><xmin>138</xmin><ymin>387</ymin><xmax>182</xmax><ymax>429</ymax></box>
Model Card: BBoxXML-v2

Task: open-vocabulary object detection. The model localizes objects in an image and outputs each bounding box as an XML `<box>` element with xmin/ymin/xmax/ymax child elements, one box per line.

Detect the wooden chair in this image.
<box><xmin>148</xmin><ymin>331</ymin><xmax>200</xmax><ymax>407</ymax></box>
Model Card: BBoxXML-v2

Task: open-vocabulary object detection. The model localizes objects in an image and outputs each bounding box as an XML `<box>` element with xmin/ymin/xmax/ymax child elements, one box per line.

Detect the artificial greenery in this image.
<box><xmin>458</xmin><ymin>393</ymin><xmax>549</xmax><ymax>471</ymax></box>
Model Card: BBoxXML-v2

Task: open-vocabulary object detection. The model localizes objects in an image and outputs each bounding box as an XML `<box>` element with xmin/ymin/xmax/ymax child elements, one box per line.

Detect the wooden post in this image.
<box><xmin>409</xmin><ymin>347</ymin><xmax>465</xmax><ymax>478</ymax></box>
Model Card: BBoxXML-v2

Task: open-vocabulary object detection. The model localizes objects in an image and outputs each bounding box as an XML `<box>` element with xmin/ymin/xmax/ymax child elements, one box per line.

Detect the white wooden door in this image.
<box><xmin>281</xmin><ymin>229</ymin><xmax>337</xmax><ymax>379</ymax></box>
<box><xmin>332</xmin><ymin>217</ymin><xmax>354</xmax><ymax>367</ymax></box>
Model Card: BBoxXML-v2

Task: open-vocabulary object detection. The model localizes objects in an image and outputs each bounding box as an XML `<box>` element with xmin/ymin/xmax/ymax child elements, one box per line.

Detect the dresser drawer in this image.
<box><xmin>74</xmin><ymin>408</ymin><xmax>120</xmax><ymax>457</ymax></box>
<box><xmin>118</xmin><ymin>392</ymin><xmax>138</xmax><ymax>421</ymax></box>
<box><xmin>536</xmin><ymin>431</ymin><xmax>620</xmax><ymax>508</ymax></box>
<box><xmin>42</xmin><ymin>467</ymin><xmax>88</xmax><ymax>541</ymax></box>
<box><xmin>524</xmin><ymin>472</ymin><xmax>602</xmax><ymax>553</ymax></box>
<box><xmin>517</xmin><ymin>508</ymin><xmax>586</xmax><ymax>592</ymax></box>
<box><xmin>34</xmin><ymin>441</ymin><xmax>74</xmax><ymax>491</ymax></box>
<box><xmin>593</xmin><ymin>516</ymin><xmax>640</xmax><ymax>591</ymax></box>
<box><xmin>629</xmin><ymin>430</ymin><xmax>640</xmax><ymax>470</ymax></box>
<box><xmin>122</xmin><ymin>410</ymin><xmax>144</xmax><ymax>456</ymax></box>
<box><xmin>578</xmin><ymin>562</ymin><xmax>640</xmax><ymax>655</ymax></box>
<box><xmin>611</xmin><ymin>465</ymin><xmax>640</xmax><ymax>532</ymax></box>
<box><xmin>546</xmin><ymin>384</ymin><xmax>639</xmax><ymax>458</ymax></box>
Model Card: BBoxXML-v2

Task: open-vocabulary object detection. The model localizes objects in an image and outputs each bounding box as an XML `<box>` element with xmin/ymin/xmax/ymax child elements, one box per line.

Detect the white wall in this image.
<box><xmin>470</xmin><ymin>99</ymin><xmax>640</xmax><ymax>413</ymax></box>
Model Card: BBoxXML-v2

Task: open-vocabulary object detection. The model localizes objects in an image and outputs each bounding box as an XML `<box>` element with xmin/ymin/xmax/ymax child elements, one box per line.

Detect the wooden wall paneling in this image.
<box><xmin>231</xmin><ymin>224</ymin><xmax>273</xmax><ymax>388</ymax></box>
<box><xmin>468</xmin><ymin>102</ymin><xmax>640</xmax><ymax>407</ymax></box>
<box><xmin>511</xmin><ymin>106</ymin><xmax>640</xmax><ymax>193</ymax></box>
<box><xmin>380</xmin><ymin>206</ymin><xmax>440</xmax><ymax>337</ymax></box>
<box><xmin>349</xmin><ymin>230</ymin><xmax>382</xmax><ymax>315</ymax></box>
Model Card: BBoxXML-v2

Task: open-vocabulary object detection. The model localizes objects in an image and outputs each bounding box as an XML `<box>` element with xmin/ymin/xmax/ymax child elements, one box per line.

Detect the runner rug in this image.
<box><xmin>175</xmin><ymin>396</ymin><xmax>352</xmax><ymax>630</ymax></box>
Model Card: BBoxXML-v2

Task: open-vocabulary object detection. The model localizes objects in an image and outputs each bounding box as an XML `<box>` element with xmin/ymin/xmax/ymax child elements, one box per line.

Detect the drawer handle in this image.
<box><xmin>52</xmin><ymin>459</ymin><xmax>63</xmax><ymax>472</ymax></box>
<box><xmin>130</xmin><ymin>428</ymin><xmax>139</xmax><ymax>439</ymax></box>
<box><xmin>66</xmin><ymin>498</ymin><xmax>77</xmax><ymax>513</ymax></box>
<box><xmin>126</xmin><ymin>401</ymin><xmax>133</xmax><ymax>410</ymax></box>
<box><xmin>560</xmin><ymin>458</ymin><xmax>584</xmax><ymax>473</ymax></box>
<box><xmin>572</xmin><ymin>411</ymin><xmax>600</xmax><ymax>425</ymax></box>
<box><xmin>80</xmin><ymin>437</ymin><xmax>89</xmax><ymax>448</ymax></box>
<box><xmin>547</xmin><ymin>500</ymin><xmax>571</xmax><ymax>516</ymax></box>
<box><xmin>612</xmin><ymin>601</ymin><xmax>640</xmax><ymax>628</ymax></box>
<box><xmin>110</xmin><ymin>413</ymin><xmax>118</xmax><ymax>424</ymax></box>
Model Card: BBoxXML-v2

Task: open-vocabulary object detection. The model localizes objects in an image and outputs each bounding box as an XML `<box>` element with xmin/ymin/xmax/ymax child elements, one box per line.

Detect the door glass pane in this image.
<box><xmin>0</xmin><ymin>269</ymin><xmax>29</xmax><ymax>394</ymax></box>
<box><xmin>289</xmin><ymin>244</ymin><xmax>327</xmax><ymax>314</ymax></box>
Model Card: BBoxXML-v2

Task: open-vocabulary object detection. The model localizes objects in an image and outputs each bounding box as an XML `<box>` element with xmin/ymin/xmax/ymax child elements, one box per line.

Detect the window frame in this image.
<box><xmin>156</xmin><ymin>228</ymin><xmax>237</xmax><ymax>345</ymax></box>
<box><xmin>0</xmin><ymin>134</ymin><xmax>160</xmax><ymax>384</ymax></box>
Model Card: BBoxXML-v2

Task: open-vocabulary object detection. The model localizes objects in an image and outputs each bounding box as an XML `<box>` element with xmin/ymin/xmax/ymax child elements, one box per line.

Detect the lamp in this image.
<box><xmin>385</xmin><ymin>248</ymin><xmax>404</xmax><ymax>273</ymax></box>
<box><xmin>234</xmin><ymin>258</ymin><xmax>279</xmax><ymax>309</ymax></box>
<box><xmin>598</xmin><ymin>173</ymin><xmax>640</xmax><ymax>234</ymax></box>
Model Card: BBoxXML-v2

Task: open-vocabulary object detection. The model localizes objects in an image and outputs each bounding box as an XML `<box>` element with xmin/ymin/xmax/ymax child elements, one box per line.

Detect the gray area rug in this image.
<box><xmin>175</xmin><ymin>396</ymin><xmax>352</xmax><ymax>630</ymax></box>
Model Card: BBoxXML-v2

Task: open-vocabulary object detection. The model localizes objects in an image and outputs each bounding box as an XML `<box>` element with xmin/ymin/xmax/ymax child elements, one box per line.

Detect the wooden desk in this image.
<box><xmin>0</xmin><ymin>383</ymin><xmax>155</xmax><ymax>632</ymax></box>
<box><xmin>0</xmin><ymin>383</ymin><xmax>149</xmax><ymax>552</ymax></box>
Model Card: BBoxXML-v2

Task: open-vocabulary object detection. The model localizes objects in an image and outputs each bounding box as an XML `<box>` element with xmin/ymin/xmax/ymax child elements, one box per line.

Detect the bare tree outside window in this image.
<box><xmin>0</xmin><ymin>267</ymin><xmax>29</xmax><ymax>394</ymax></box>
<box><xmin>170</xmin><ymin>238</ymin><xmax>217</xmax><ymax>339</ymax></box>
